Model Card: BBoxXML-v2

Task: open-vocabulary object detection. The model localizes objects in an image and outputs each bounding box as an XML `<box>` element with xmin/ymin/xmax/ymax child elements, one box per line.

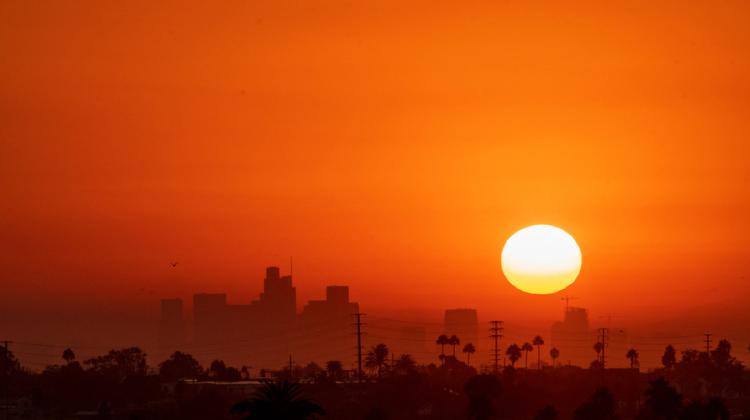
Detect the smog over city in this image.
<box><xmin>2</xmin><ymin>1</ymin><xmax>750</xmax><ymax>419</ymax></box>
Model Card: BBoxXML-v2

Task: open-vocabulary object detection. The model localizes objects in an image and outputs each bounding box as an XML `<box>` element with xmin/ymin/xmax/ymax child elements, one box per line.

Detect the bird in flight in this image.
<box><xmin>169</xmin><ymin>262</ymin><xmax>179</xmax><ymax>268</ymax></box>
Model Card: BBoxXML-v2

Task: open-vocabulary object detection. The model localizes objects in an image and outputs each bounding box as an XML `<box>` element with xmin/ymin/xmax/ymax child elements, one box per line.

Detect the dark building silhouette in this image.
<box><xmin>193</xmin><ymin>293</ymin><xmax>228</xmax><ymax>346</ymax></box>
<box><xmin>252</xmin><ymin>266</ymin><xmax>297</xmax><ymax>327</ymax></box>
<box><xmin>184</xmin><ymin>267</ymin><xmax>359</xmax><ymax>369</ymax></box>
<box><xmin>158</xmin><ymin>298</ymin><xmax>185</xmax><ymax>352</ymax></box>
<box><xmin>551</xmin><ymin>306</ymin><xmax>594</xmax><ymax>366</ymax></box>
<box><xmin>298</xmin><ymin>286</ymin><xmax>359</xmax><ymax>366</ymax></box>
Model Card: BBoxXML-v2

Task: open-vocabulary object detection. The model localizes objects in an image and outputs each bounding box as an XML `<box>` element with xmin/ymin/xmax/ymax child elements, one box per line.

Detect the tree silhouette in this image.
<box><xmin>550</xmin><ymin>347</ymin><xmax>560</xmax><ymax>368</ymax></box>
<box><xmin>506</xmin><ymin>344</ymin><xmax>522</xmax><ymax>367</ymax></box>
<box><xmin>573</xmin><ymin>387</ymin><xmax>617</xmax><ymax>420</ymax></box>
<box><xmin>532</xmin><ymin>335</ymin><xmax>545</xmax><ymax>369</ymax></box>
<box><xmin>62</xmin><ymin>348</ymin><xmax>76</xmax><ymax>364</ymax></box>
<box><xmin>365</xmin><ymin>344</ymin><xmax>389</xmax><ymax>377</ymax></box>
<box><xmin>534</xmin><ymin>404</ymin><xmax>559</xmax><ymax>420</ymax></box>
<box><xmin>209</xmin><ymin>359</ymin><xmax>227</xmax><ymax>378</ymax></box>
<box><xmin>640</xmin><ymin>377</ymin><xmax>682</xmax><ymax>420</ymax></box>
<box><xmin>710</xmin><ymin>339</ymin><xmax>733</xmax><ymax>367</ymax></box>
<box><xmin>464</xmin><ymin>374</ymin><xmax>502</xmax><ymax>420</ymax></box>
<box><xmin>661</xmin><ymin>345</ymin><xmax>676</xmax><ymax>370</ymax></box>
<box><xmin>521</xmin><ymin>342</ymin><xmax>533</xmax><ymax>369</ymax></box>
<box><xmin>325</xmin><ymin>360</ymin><xmax>343</xmax><ymax>381</ymax></box>
<box><xmin>302</xmin><ymin>362</ymin><xmax>323</xmax><ymax>379</ymax></box>
<box><xmin>436</xmin><ymin>334</ymin><xmax>449</xmax><ymax>361</ymax></box>
<box><xmin>0</xmin><ymin>346</ymin><xmax>20</xmax><ymax>377</ymax></box>
<box><xmin>681</xmin><ymin>397</ymin><xmax>729</xmax><ymax>420</ymax></box>
<box><xmin>394</xmin><ymin>354</ymin><xmax>417</xmax><ymax>375</ymax></box>
<box><xmin>449</xmin><ymin>335</ymin><xmax>461</xmax><ymax>357</ymax></box>
<box><xmin>85</xmin><ymin>347</ymin><xmax>148</xmax><ymax>381</ymax></box>
<box><xmin>626</xmin><ymin>348</ymin><xmax>639</xmax><ymax>369</ymax></box>
<box><xmin>158</xmin><ymin>351</ymin><xmax>203</xmax><ymax>381</ymax></box>
<box><xmin>231</xmin><ymin>380</ymin><xmax>325</xmax><ymax>420</ymax></box>
<box><xmin>463</xmin><ymin>343</ymin><xmax>476</xmax><ymax>365</ymax></box>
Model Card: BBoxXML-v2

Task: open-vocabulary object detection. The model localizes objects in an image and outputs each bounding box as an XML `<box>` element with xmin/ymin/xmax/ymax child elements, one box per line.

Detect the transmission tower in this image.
<box><xmin>489</xmin><ymin>320</ymin><xmax>504</xmax><ymax>374</ymax></box>
<box><xmin>704</xmin><ymin>333</ymin><xmax>712</xmax><ymax>355</ymax></box>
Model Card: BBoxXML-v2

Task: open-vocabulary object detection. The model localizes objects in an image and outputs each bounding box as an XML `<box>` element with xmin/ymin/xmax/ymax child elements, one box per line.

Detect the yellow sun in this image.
<box><xmin>501</xmin><ymin>225</ymin><xmax>582</xmax><ymax>294</ymax></box>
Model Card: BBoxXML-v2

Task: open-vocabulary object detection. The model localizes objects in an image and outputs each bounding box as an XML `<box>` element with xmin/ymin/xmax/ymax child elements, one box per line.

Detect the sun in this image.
<box><xmin>501</xmin><ymin>225</ymin><xmax>582</xmax><ymax>294</ymax></box>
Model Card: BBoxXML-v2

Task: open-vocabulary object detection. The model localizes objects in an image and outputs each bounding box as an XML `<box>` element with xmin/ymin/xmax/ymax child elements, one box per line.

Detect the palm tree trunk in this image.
<box><xmin>525</xmin><ymin>352</ymin><xmax>528</xmax><ymax>368</ymax></box>
<box><xmin>537</xmin><ymin>347</ymin><xmax>541</xmax><ymax>370</ymax></box>
<box><xmin>467</xmin><ymin>353</ymin><xmax>471</xmax><ymax>365</ymax></box>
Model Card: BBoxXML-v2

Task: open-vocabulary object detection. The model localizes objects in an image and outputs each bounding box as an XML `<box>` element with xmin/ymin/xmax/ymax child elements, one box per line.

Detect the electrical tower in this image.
<box><xmin>489</xmin><ymin>320</ymin><xmax>504</xmax><ymax>374</ymax></box>
<box><xmin>352</xmin><ymin>313</ymin><xmax>366</xmax><ymax>383</ymax></box>
<box><xmin>597</xmin><ymin>328</ymin><xmax>609</xmax><ymax>368</ymax></box>
<box><xmin>704</xmin><ymin>333</ymin><xmax>712</xmax><ymax>354</ymax></box>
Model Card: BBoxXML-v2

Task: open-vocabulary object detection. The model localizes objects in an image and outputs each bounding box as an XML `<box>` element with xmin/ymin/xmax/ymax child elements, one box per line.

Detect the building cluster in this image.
<box><xmin>159</xmin><ymin>267</ymin><xmax>621</xmax><ymax>371</ymax></box>
<box><xmin>551</xmin><ymin>305</ymin><xmax>629</xmax><ymax>368</ymax></box>
<box><xmin>158</xmin><ymin>266</ymin><xmax>358</xmax><ymax>369</ymax></box>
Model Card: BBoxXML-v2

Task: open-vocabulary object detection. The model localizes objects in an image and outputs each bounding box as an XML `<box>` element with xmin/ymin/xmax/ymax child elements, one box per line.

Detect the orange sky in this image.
<box><xmin>2</xmin><ymin>0</ymin><xmax>750</xmax><ymax>347</ymax></box>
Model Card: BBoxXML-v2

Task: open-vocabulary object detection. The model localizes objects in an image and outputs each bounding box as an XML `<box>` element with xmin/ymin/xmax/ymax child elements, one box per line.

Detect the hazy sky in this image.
<box><xmin>2</xmin><ymin>1</ymin><xmax>750</xmax><ymax>349</ymax></box>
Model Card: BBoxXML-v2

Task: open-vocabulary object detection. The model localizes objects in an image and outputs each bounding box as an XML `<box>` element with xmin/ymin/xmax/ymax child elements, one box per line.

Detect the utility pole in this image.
<box><xmin>288</xmin><ymin>354</ymin><xmax>294</xmax><ymax>378</ymax></box>
<box><xmin>597</xmin><ymin>328</ymin><xmax>609</xmax><ymax>368</ymax></box>
<box><xmin>704</xmin><ymin>333</ymin><xmax>712</xmax><ymax>355</ymax></box>
<box><xmin>489</xmin><ymin>321</ymin><xmax>504</xmax><ymax>374</ymax></box>
<box><xmin>353</xmin><ymin>313</ymin><xmax>366</xmax><ymax>383</ymax></box>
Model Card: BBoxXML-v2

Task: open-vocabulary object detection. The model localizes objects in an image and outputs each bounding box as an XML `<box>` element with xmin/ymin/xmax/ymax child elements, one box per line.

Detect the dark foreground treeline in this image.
<box><xmin>1</xmin><ymin>339</ymin><xmax>749</xmax><ymax>419</ymax></box>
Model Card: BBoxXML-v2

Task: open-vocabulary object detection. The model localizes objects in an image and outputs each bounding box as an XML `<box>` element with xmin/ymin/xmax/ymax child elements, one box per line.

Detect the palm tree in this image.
<box><xmin>549</xmin><ymin>347</ymin><xmax>560</xmax><ymax>368</ymax></box>
<box><xmin>532</xmin><ymin>335</ymin><xmax>545</xmax><ymax>369</ymax></box>
<box><xmin>436</xmin><ymin>334</ymin><xmax>449</xmax><ymax>359</ymax></box>
<box><xmin>365</xmin><ymin>344</ymin><xmax>389</xmax><ymax>377</ymax></box>
<box><xmin>449</xmin><ymin>335</ymin><xmax>460</xmax><ymax>357</ymax></box>
<box><xmin>506</xmin><ymin>344</ymin><xmax>522</xmax><ymax>367</ymax></box>
<box><xmin>626</xmin><ymin>348</ymin><xmax>640</xmax><ymax>369</ymax></box>
<box><xmin>62</xmin><ymin>348</ymin><xmax>76</xmax><ymax>364</ymax></box>
<box><xmin>463</xmin><ymin>343</ymin><xmax>476</xmax><ymax>365</ymax></box>
<box><xmin>593</xmin><ymin>341</ymin><xmax>604</xmax><ymax>363</ymax></box>
<box><xmin>521</xmin><ymin>342</ymin><xmax>533</xmax><ymax>368</ymax></box>
<box><xmin>231</xmin><ymin>380</ymin><xmax>325</xmax><ymax>419</ymax></box>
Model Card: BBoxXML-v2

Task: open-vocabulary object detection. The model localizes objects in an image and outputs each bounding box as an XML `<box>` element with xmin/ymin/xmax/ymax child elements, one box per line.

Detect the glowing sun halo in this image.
<box><xmin>501</xmin><ymin>225</ymin><xmax>582</xmax><ymax>294</ymax></box>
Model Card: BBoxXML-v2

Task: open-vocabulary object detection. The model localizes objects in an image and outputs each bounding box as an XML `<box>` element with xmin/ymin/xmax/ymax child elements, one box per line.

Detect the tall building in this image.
<box><xmin>444</xmin><ymin>308</ymin><xmax>479</xmax><ymax>360</ymax></box>
<box><xmin>193</xmin><ymin>293</ymin><xmax>228</xmax><ymax>346</ymax></box>
<box><xmin>299</xmin><ymin>285</ymin><xmax>359</xmax><ymax>366</ymax></box>
<box><xmin>253</xmin><ymin>266</ymin><xmax>297</xmax><ymax>327</ymax></box>
<box><xmin>158</xmin><ymin>298</ymin><xmax>185</xmax><ymax>352</ymax></box>
<box><xmin>184</xmin><ymin>267</ymin><xmax>358</xmax><ymax>369</ymax></box>
<box><xmin>551</xmin><ymin>306</ymin><xmax>595</xmax><ymax>367</ymax></box>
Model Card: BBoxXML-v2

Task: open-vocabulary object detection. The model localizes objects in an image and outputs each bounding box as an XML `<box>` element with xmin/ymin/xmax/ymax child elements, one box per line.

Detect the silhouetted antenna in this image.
<box><xmin>704</xmin><ymin>333</ymin><xmax>712</xmax><ymax>354</ymax></box>
<box><xmin>489</xmin><ymin>321</ymin><xmax>504</xmax><ymax>374</ymax></box>
<box><xmin>352</xmin><ymin>313</ymin><xmax>366</xmax><ymax>383</ymax></box>
<box><xmin>561</xmin><ymin>296</ymin><xmax>579</xmax><ymax>312</ymax></box>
